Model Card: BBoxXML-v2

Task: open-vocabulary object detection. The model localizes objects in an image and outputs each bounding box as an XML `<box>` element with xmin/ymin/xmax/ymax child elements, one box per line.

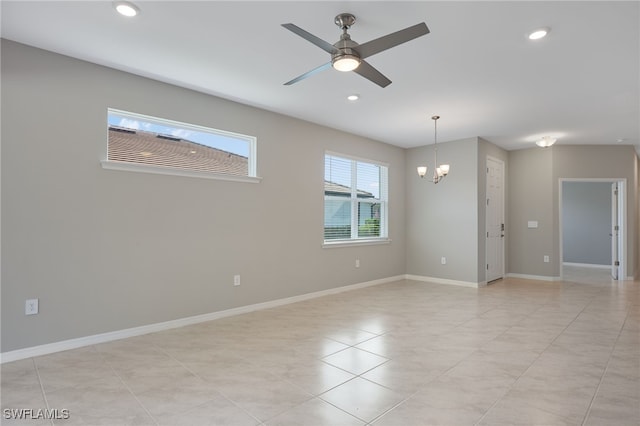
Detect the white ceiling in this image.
<box><xmin>2</xmin><ymin>1</ymin><xmax>638</xmax><ymax>152</ymax></box>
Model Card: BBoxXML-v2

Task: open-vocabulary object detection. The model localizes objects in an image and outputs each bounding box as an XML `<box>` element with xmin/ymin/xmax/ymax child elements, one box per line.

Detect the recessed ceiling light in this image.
<box><xmin>528</xmin><ymin>27</ymin><xmax>550</xmax><ymax>40</ymax></box>
<box><xmin>347</xmin><ymin>94</ymin><xmax>360</xmax><ymax>101</ymax></box>
<box><xmin>113</xmin><ymin>1</ymin><xmax>139</xmax><ymax>17</ymax></box>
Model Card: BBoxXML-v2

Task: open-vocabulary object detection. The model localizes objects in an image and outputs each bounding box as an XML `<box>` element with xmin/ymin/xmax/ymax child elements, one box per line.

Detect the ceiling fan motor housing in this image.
<box><xmin>331</xmin><ymin>34</ymin><xmax>361</xmax><ymax>69</ymax></box>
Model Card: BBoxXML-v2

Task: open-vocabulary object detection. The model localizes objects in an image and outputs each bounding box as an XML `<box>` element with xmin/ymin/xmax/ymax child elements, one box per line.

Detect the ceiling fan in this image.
<box><xmin>282</xmin><ymin>13</ymin><xmax>430</xmax><ymax>88</ymax></box>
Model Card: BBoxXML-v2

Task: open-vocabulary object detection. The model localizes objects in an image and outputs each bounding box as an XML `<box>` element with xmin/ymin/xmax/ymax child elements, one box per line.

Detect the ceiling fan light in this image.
<box><xmin>332</xmin><ymin>55</ymin><xmax>360</xmax><ymax>72</ymax></box>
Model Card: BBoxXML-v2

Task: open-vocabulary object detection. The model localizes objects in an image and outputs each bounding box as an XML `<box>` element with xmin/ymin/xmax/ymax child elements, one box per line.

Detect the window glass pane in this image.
<box><xmin>324</xmin><ymin>153</ymin><xmax>388</xmax><ymax>243</ymax></box>
<box><xmin>107</xmin><ymin>109</ymin><xmax>255</xmax><ymax>177</ymax></box>
<box><xmin>358</xmin><ymin>201</ymin><xmax>381</xmax><ymax>237</ymax></box>
<box><xmin>324</xmin><ymin>198</ymin><xmax>352</xmax><ymax>239</ymax></box>
<box><xmin>325</xmin><ymin>155</ymin><xmax>352</xmax><ymax>193</ymax></box>
<box><xmin>356</xmin><ymin>162</ymin><xmax>381</xmax><ymax>200</ymax></box>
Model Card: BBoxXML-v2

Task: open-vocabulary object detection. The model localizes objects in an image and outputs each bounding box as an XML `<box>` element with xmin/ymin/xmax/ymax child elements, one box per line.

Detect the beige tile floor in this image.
<box><xmin>2</xmin><ymin>269</ymin><xmax>638</xmax><ymax>425</ymax></box>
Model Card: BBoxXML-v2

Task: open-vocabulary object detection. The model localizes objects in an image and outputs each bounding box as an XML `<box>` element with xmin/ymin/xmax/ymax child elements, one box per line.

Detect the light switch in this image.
<box><xmin>527</xmin><ymin>221</ymin><xmax>538</xmax><ymax>229</ymax></box>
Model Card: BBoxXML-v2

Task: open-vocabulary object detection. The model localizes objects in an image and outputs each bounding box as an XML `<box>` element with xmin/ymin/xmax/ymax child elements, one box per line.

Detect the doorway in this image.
<box><xmin>486</xmin><ymin>156</ymin><xmax>505</xmax><ymax>283</ymax></box>
<box><xmin>559</xmin><ymin>179</ymin><xmax>626</xmax><ymax>280</ymax></box>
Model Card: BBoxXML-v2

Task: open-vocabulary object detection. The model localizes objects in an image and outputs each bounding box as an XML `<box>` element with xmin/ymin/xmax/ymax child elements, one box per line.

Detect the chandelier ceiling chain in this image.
<box><xmin>417</xmin><ymin>115</ymin><xmax>450</xmax><ymax>184</ymax></box>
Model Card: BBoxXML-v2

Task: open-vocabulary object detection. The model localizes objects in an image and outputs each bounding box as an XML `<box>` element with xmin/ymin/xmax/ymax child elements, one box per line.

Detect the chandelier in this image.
<box><xmin>417</xmin><ymin>115</ymin><xmax>450</xmax><ymax>183</ymax></box>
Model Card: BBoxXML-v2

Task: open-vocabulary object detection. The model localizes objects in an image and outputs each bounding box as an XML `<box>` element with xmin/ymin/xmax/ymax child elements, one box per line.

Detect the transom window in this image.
<box><xmin>324</xmin><ymin>152</ymin><xmax>388</xmax><ymax>244</ymax></box>
<box><xmin>103</xmin><ymin>109</ymin><xmax>257</xmax><ymax>181</ymax></box>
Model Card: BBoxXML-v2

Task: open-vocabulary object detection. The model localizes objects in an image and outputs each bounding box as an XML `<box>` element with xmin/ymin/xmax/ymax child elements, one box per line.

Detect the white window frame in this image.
<box><xmin>101</xmin><ymin>108</ymin><xmax>260</xmax><ymax>183</ymax></box>
<box><xmin>323</xmin><ymin>151</ymin><xmax>390</xmax><ymax>247</ymax></box>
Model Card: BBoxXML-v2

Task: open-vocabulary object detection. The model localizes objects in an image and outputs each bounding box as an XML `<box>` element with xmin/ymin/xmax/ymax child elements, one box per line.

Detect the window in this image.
<box><xmin>324</xmin><ymin>152</ymin><xmax>388</xmax><ymax>244</ymax></box>
<box><xmin>102</xmin><ymin>109</ymin><xmax>258</xmax><ymax>182</ymax></box>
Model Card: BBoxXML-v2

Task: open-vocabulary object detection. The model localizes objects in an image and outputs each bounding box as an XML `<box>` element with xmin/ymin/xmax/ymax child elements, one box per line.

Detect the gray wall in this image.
<box><xmin>562</xmin><ymin>182</ymin><xmax>612</xmax><ymax>265</ymax></box>
<box><xmin>553</xmin><ymin>145</ymin><xmax>637</xmax><ymax>278</ymax></box>
<box><xmin>507</xmin><ymin>145</ymin><xmax>638</xmax><ymax>279</ymax></box>
<box><xmin>405</xmin><ymin>137</ymin><xmax>508</xmax><ymax>285</ymax></box>
<box><xmin>1</xmin><ymin>40</ymin><xmax>407</xmax><ymax>352</ymax></box>
<box><xmin>507</xmin><ymin>148</ymin><xmax>556</xmax><ymax>277</ymax></box>
<box><xmin>405</xmin><ymin>137</ymin><xmax>480</xmax><ymax>283</ymax></box>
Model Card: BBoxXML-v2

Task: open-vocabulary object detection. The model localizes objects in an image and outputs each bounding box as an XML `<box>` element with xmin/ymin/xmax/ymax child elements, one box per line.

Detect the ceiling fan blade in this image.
<box><xmin>284</xmin><ymin>62</ymin><xmax>332</xmax><ymax>85</ymax></box>
<box><xmin>282</xmin><ymin>23</ymin><xmax>338</xmax><ymax>54</ymax></box>
<box><xmin>353</xmin><ymin>60</ymin><xmax>392</xmax><ymax>88</ymax></box>
<box><xmin>357</xmin><ymin>22</ymin><xmax>430</xmax><ymax>59</ymax></box>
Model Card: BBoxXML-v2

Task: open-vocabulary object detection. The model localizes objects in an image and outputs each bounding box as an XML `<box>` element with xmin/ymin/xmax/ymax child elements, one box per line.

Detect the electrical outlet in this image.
<box><xmin>233</xmin><ymin>275</ymin><xmax>241</xmax><ymax>286</ymax></box>
<box><xmin>25</xmin><ymin>299</ymin><xmax>39</xmax><ymax>315</ymax></box>
<box><xmin>543</xmin><ymin>255</ymin><xmax>550</xmax><ymax>263</ymax></box>
<box><xmin>441</xmin><ymin>257</ymin><xmax>447</xmax><ymax>265</ymax></box>
<box><xmin>355</xmin><ymin>259</ymin><xmax>360</xmax><ymax>268</ymax></box>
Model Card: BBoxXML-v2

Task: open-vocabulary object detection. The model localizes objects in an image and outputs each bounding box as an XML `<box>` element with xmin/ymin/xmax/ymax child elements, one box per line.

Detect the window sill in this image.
<box><xmin>322</xmin><ymin>238</ymin><xmax>391</xmax><ymax>248</ymax></box>
<box><xmin>101</xmin><ymin>160</ymin><xmax>262</xmax><ymax>184</ymax></box>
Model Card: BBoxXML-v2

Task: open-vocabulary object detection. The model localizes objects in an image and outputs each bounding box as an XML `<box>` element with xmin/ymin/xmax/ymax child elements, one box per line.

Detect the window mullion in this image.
<box><xmin>350</xmin><ymin>160</ymin><xmax>358</xmax><ymax>239</ymax></box>
<box><xmin>380</xmin><ymin>166</ymin><xmax>388</xmax><ymax>238</ymax></box>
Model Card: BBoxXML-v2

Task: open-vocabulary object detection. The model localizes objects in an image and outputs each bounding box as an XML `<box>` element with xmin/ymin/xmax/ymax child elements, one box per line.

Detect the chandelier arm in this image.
<box><xmin>433</xmin><ymin>115</ymin><xmax>439</xmax><ymax>182</ymax></box>
<box><xmin>417</xmin><ymin>114</ymin><xmax>447</xmax><ymax>184</ymax></box>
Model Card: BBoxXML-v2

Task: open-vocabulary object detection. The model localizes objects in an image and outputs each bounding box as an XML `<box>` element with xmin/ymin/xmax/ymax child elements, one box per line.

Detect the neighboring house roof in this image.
<box><xmin>324</xmin><ymin>181</ymin><xmax>374</xmax><ymax>198</ymax></box>
<box><xmin>108</xmin><ymin>127</ymin><xmax>375</xmax><ymax>197</ymax></box>
<box><xmin>108</xmin><ymin>127</ymin><xmax>248</xmax><ymax>176</ymax></box>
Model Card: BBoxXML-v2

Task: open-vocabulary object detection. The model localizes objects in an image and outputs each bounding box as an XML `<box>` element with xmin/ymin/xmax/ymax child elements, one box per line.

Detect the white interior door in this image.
<box><xmin>611</xmin><ymin>182</ymin><xmax>619</xmax><ymax>280</ymax></box>
<box><xmin>486</xmin><ymin>157</ymin><xmax>505</xmax><ymax>282</ymax></box>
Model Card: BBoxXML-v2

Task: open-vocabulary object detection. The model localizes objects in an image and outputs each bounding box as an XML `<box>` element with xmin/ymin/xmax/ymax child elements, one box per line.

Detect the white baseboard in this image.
<box><xmin>563</xmin><ymin>262</ymin><xmax>610</xmax><ymax>269</ymax></box>
<box><xmin>1</xmin><ymin>275</ymin><xmax>404</xmax><ymax>364</ymax></box>
<box><xmin>506</xmin><ymin>273</ymin><xmax>561</xmax><ymax>282</ymax></box>
<box><xmin>405</xmin><ymin>274</ymin><xmax>481</xmax><ymax>288</ymax></box>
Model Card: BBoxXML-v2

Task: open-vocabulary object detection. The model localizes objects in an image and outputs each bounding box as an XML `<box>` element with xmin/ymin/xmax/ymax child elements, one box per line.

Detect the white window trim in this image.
<box><xmin>322</xmin><ymin>238</ymin><xmax>392</xmax><ymax>248</ymax></box>
<box><xmin>104</xmin><ymin>108</ymin><xmax>258</xmax><ymax>180</ymax></box>
<box><xmin>100</xmin><ymin>160</ymin><xmax>262</xmax><ymax>183</ymax></box>
<box><xmin>323</xmin><ymin>151</ymin><xmax>389</xmax><ymax>247</ymax></box>
<box><xmin>325</xmin><ymin>150</ymin><xmax>390</xmax><ymax>168</ymax></box>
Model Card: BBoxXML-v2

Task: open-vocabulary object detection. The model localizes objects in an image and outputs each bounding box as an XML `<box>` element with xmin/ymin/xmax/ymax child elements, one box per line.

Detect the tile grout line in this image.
<box><xmin>580</xmin><ymin>304</ymin><xmax>631</xmax><ymax>426</ymax></box>
<box><xmin>473</xmin><ymin>289</ymin><xmax>598</xmax><ymax>426</ymax></box>
<box><xmin>437</xmin><ymin>294</ymin><xmax>559</xmax><ymax>426</ymax></box>
<box><xmin>150</xmin><ymin>341</ymin><xmax>267</xmax><ymax>425</ymax></box>
<box><xmin>365</xmin><ymin>386</ymin><xmax>425</xmax><ymax>425</ymax></box>
<box><xmin>365</xmin><ymin>287</ymin><xmax>552</xmax><ymax>425</ymax></box>
<box><xmin>367</xmin><ymin>305</ymin><xmax>524</xmax><ymax>425</ymax></box>
<box><xmin>92</xmin><ymin>344</ymin><xmax>160</xmax><ymax>426</ymax></box>
<box><xmin>31</xmin><ymin>357</ymin><xmax>53</xmax><ymax>426</ymax></box>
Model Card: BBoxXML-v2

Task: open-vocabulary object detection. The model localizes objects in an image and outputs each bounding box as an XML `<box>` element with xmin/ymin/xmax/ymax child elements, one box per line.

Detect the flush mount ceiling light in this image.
<box><xmin>528</xmin><ymin>27</ymin><xmax>550</xmax><ymax>40</ymax></box>
<box><xmin>113</xmin><ymin>1</ymin><xmax>139</xmax><ymax>17</ymax></box>
<box><xmin>417</xmin><ymin>115</ymin><xmax>450</xmax><ymax>184</ymax></box>
<box><xmin>347</xmin><ymin>94</ymin><xmax>360</xmax><ymax>101</ymax></box>
<box><xmin>536</xmin><ymin>136</ymin><xmax>557</xmax><ymax>148</ymax></box>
